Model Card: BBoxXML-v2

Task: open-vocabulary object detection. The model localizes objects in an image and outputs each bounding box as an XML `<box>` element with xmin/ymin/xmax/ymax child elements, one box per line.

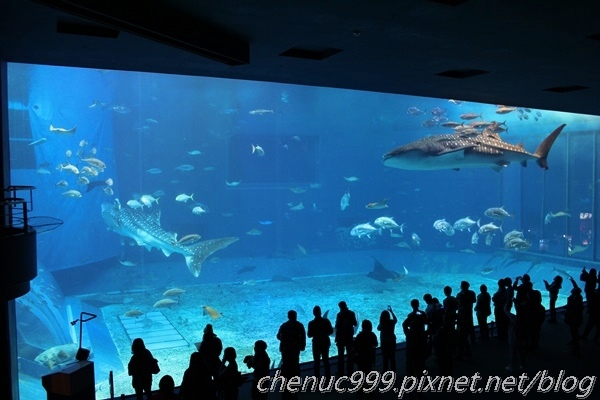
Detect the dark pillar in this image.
<box><xmin>1</xmin><ymin>60</ymin><xmax>20</xmax><ymax>400</ymax></box>
<box><xmin>0</xmin><ymin>300</ymin><xmax>18</xmax><ymax>400</ymax></box>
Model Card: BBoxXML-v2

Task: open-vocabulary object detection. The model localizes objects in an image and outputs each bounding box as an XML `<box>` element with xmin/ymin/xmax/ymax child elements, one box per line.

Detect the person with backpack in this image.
<box><xmin>128</xmin><ymin>338</ymin><xmax>158</xmax><ymax>400</ymax></box>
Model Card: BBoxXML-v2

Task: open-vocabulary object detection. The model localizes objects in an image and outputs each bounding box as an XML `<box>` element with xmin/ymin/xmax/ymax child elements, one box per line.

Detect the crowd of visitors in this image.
<box><xmin>127</xmin><ymin>267</ymin><xmax>599</xmax><ymax>399</ymax></box>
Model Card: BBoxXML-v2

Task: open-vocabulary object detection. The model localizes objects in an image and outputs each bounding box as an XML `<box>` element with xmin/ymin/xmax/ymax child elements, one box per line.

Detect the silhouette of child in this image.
<box><xmin>352</xmin><ymin>319</ymin><xmax>378</xmax><ymax>374</ymax></box>
<box><xmin>153</xmin><ymin>375</ymin><xmax>179</xmax><ymax>400</ymax></box>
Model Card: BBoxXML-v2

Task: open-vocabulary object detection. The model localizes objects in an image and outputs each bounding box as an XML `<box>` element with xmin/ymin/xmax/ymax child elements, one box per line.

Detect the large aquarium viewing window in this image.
<box><xmin>6</xmin><ymin>63</ymin><xmax>600</xmax><ymax>399</ymax></box>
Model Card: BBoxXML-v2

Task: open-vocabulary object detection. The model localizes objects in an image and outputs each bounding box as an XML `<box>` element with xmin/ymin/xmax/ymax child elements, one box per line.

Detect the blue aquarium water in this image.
<box><xmin>6</xmin><ymin>63</ymin><xmax>600</xmax><ymax>399</ymax></box>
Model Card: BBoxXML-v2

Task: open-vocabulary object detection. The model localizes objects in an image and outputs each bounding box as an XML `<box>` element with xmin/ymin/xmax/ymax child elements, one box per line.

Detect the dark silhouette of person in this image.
<box><xmin>307</xmin><ymin>305</ymin><xmax>333</xmax><ymax>378</ymax></box>
<box><xmin>580</xmin><ymin>267</ymin><xmax>598</xmax><ymax>339</ymax></box>
<box><xmin>423</xmin><ymin>293</ymin><xmax>444</xmax><ymax>338</ymax></box>
<box><xmin>277</xmin><ymin>310</ymin><xmax>306</xmax><ymax>399</ymax></box>
<box><xmin>402</xmin><ymin>299</ymin><xmax>429</xmax><ymax>377</ymax></box>
<box><xmin>580</xmin><ymin>267</ymin><xmax>598</xmax><ymax>307</ymax></box>
<box><xmin>433</xmin><ymin>319</ymin><xmax>457</xmax><ymax>376</ymax></box>
<box><xmin>584</xmin><ymin>286</ymin><xmax>600</xmax><ymax>342</ymax></box>
<box><xmin>564</xmin><ymin>277</ymin><xmax>584</xmax><ymax>355</ymax></box>
<box><xmin>128</xmin><ymin>337</ymin><xmax>156</xmax><ymax>400</ymax></box>
<box><xmin>513</xmin><ymin>274</ymin><xmax>533</xmax><ymax>307</ymax></box>
<box><xmin>243</xmin><ymin>340</ymin><xmax>271</xmax><ymax>400</ymax></box>
<box><xmin>179</xmin><ymin>352</ymin><xmax>214</xmax><ymax>400</ymax></box>
<box><xmin>198</xmin><ymin>324</ymin><xmax>223</xmax><ymax>382</ymax></box>
<box><xmin>526</xmin><ymin>290</ymin><xmax>545</xmax><ymax>353</ymax></box>
<box><xmin>352</xmin><ymin>319</ymin><xmax>378</xmax><ymax>374</ymax></box>
<box><xmin>504</xmin><ymin>298</ymin><xmax>527</xmax><ymax>372</ymax></box>
<box><xmin>218</xmin><ymin>347</ymin><xmax>241</xmax><ymax>400</ymax></box>
<box><xmin>377</xmin><ymin>306</ymin><xmax>397</xmax><ymax>372</ymax></box>
<box><xmin>543</xmin><ymin>275</ymin><xmax>563</xmax><ymax>323</ymax></box>
<box><xmin>475</xmin><ymin>284</ymin><xmax>491</xmax><ymax>340</ymax></box>
<box><xmin>442</xmin><ymin>286</ymin><xmax>459</xmax><ymax>329</ymax></box>
<box><xmin>334</xmin><ymin>301</ymin><xmax>358</xmax><ymax>376</ymax></box>
<box><xmin>492</xmin><ymin>278</ymin><xmax>510</xmax><ymax>340</ymax></box>
<box><xmin>456</xmin><ymin>280</ymin><xmax>476</xmax><ymax>358</ymax></box>
<box><xmin>153</xmin><ymin>375</ymin><xmax>179</xmax><ymax>400</ymax></box>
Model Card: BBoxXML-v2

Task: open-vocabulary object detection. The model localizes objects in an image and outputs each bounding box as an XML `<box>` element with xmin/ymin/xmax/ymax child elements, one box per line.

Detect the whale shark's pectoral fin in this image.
<box><xmin>491</xmin><ymin>161</ymin><xmax>510</xmax><ymax>172</ymax></box>
<box><xmin>184</xmin><ymin>237</ymin><xmax>239</xmax><ymax>277</ymax></box>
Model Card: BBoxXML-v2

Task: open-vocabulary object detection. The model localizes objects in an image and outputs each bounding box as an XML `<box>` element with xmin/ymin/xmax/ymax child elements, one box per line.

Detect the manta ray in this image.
<box><xmin>367</xmin><ymin>257</ymin><xmax>408</xmax><ymax>282</ymax></box>
<box><xmin>101</xmin><ymin>200</ymin><xmax>238</xmax><ymax>277</ymax></box>
<box><xmin>383</xmin><ymin>124</ymin><xmax>566</xmax><ymax>171</ymax></box>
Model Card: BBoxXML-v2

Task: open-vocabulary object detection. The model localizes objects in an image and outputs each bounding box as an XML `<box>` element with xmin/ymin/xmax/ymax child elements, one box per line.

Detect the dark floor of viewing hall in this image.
<box><xmin>114</xmin><ymin>304</ymin><xmax>599</xmax><ymax>400</ymax></box>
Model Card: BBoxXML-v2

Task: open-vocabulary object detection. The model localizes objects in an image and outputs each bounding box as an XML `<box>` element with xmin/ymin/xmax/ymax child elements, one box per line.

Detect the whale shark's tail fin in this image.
<box><xmin>184</xmin><ymin>237</ymin><xmax>239</xmax><ymax>277</ymax></box>
<box><xmin>535</xmin><ymin>124</ymin><xmax>566</xmax><ymax>169</ymax></box>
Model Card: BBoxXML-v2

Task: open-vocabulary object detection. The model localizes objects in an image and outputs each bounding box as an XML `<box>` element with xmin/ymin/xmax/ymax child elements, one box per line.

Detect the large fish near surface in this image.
<box><xmin>382</xmin><ymin>124</ymin><xmax>566</xmax><ymax>171</ymax></box>
<box><xmin>101</xmin><ymin>200</ymin><xmax>238</xmax><ymax>277</ymax></box>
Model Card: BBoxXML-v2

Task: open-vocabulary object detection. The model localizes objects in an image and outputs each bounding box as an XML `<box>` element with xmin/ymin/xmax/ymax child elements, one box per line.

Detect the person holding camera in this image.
<box><xmin>543</xmin><ymin>275</ymin><xmax>563</xmax><ymax>323</ymax></box>
<box><xmin>244</xmin><ymin>340</ymin><xmax>270</xmax><ymax>400</ymax></box>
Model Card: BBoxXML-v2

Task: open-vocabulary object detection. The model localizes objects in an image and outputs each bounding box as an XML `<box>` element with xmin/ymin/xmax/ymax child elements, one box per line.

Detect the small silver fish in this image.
<box><xmin>340</xmin><ymin>190</ymin><xmax>350</xmax><ymax>211</ymax></box>
<box><xmin>252</xmin><ymin>144</ymin><xmax>265</xmax><ymax>156</ymax></box>
<box><xmin>28</xmin><ymin>137</ymin><xmax>48</xmax><ymax>146</ymax></box>
<box><xmin>49</xmin><ymin>124</ymin><xmax>77</xmax><ymax>134</ymax></box>
<box><xmin>471</xmin><ymin>231</ymin><xmax>479</xmax><ymax>245</ymax></box>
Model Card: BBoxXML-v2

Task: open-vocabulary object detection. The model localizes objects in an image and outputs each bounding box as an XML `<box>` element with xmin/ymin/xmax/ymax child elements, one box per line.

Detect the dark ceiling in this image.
<box><xmin>2</xmin><ymin>0</ymin><xmax>600</xmax><ymax>115</ymax></box>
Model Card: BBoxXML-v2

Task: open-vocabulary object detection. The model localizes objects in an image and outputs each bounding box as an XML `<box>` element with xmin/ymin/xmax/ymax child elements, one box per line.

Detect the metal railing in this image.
<box><xmin>1</xmin><ymin>185</ymin><xmax>35</xmax><ymax>232</ymax></box>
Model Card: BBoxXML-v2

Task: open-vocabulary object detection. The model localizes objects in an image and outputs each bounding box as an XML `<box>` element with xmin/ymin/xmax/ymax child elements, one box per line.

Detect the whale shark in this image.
<box><xmin>101</xmin><ymin>200</ymin><xmax>238</xmax><ymax>277</ymax></box>
<box><xmin>383</xmin><ymin>124</ymin><xmax>566</xmax><ymax>171</ymax></box>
